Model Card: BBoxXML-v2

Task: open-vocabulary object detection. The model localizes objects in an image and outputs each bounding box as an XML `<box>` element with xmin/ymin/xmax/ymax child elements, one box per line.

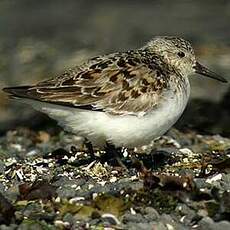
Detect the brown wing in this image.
<box><xmin>4</xmin><ymin>53</ymin><xmax>169</xmax><ymax>116</ymax></box>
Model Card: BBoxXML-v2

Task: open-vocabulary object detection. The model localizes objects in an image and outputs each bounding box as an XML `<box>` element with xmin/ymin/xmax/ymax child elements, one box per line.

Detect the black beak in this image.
<box><xmin>194</xmin><ymin>62</ymin><xmax>228</xmax><ymax>83</ymax></box>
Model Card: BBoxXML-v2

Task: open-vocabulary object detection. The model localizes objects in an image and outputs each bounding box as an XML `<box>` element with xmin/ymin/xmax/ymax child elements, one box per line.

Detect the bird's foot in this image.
<box><xmin>103</xmin><ymin>143</ymin><xmax>128</xmax><ymax>170</ymax></box>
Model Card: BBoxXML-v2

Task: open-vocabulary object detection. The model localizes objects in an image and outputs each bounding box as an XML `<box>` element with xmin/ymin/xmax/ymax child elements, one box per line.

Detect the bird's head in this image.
<box><xmin>145</xmin><ymin>36</ymin><xmax>227</xmax><ymax>83</ymax></box>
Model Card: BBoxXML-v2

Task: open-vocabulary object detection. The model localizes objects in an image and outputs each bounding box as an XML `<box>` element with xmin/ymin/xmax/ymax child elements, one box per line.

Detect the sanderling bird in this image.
<box><xmin>3</xmin><ymin>36</ymin><xmax>227</xmax><ymax>151</ymax></box>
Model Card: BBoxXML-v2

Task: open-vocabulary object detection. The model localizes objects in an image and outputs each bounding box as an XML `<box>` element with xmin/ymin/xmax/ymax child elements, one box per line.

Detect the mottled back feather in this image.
<box><xmin>7</xmin><ymin>50</ymin><xmax>173</xmax><ymax>116</ymax></box>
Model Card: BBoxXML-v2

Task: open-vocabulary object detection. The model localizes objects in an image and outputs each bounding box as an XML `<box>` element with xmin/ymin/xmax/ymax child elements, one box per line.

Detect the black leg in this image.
<box><xmin>84</xmin><ymin>139</ymin><xmax>96</xmax><ymax>160</ymax></box>
<box><xmin>83</xmin><ymin>140</ymin><xmax>128</xmax><ymax>169</ymax></box>
<box><xmin>104</xmin><ymin>143</ymin><xmax>128</xmax><ymax>169</ymax></box>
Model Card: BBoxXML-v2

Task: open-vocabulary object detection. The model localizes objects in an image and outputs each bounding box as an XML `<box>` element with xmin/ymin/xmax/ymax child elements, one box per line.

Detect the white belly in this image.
<box><xmin>25</xmin><ymin>83</ymin><xmax>190</xmax><ymax>148</ymax></box>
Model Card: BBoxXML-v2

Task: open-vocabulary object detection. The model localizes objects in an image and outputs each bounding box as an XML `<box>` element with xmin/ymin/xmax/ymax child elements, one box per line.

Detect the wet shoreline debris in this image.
<box><xmin>0</xmin><ymin>127</ymin><xmax>230</xmax><ymax>229</ymax></box>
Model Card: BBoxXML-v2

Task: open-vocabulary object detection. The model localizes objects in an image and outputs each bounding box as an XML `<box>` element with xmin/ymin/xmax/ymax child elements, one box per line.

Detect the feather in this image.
<box><xmin>3</xmin><ymin>50</ymin><xmax>172</xmax><ymax>116</ymax></box>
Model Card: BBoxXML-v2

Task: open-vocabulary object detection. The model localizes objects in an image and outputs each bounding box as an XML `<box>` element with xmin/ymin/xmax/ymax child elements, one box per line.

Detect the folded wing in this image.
<box><xmin>3</xmin><ymin>53</ymin><xmax>169</xmax><ymax>116</ymax></box>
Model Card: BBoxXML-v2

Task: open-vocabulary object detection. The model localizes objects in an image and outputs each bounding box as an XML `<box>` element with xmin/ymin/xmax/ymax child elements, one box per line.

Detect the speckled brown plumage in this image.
<box><xmin>6</xmin><ymin>49</ymin><xmax>175</xmax><ymax>115</ymax></box>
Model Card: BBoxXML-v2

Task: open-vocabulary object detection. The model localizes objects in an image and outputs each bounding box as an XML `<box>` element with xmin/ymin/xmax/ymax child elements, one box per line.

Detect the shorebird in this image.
<box><xmin>3</xmin><ymin>36</ymin><xmax>227</xmax><ymax>151</ymax></box>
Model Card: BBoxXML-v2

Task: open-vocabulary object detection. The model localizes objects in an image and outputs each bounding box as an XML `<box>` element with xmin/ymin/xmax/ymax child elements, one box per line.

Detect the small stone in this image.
<box><xmin>101</xmin><ymin>213</ymin><xmax>120</xmax><ymax>225</ymax></box>
<box><xmin>144</xmin><ymin>207</ymin><xmax>160</xmax><ymax>221</ymax></box>
<box><xmin>198</xmin><ymin>217</ymin><xmax>230</xmax><ymax>230</ymax></box>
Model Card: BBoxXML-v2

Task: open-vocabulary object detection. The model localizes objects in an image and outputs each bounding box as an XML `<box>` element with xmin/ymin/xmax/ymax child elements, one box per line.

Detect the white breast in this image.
<box><xmin>24</xmin><ymin>79</ymin><xmax>190</xmax><ymax>148</ymax></box>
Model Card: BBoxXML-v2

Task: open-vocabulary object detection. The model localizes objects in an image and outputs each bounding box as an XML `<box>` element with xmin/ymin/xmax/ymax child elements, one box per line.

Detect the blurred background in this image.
<box><xmin>0</xmin><ymin>0</ymin><xmax>230</xmax><ymax>135</ymax></box>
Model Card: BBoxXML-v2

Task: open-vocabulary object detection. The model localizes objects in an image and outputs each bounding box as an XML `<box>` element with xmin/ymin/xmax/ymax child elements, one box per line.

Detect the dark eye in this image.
<box><xmin>177</xmin><ymin>51</ymin><xmax>185</xmax><ymax>58</ymax></box>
